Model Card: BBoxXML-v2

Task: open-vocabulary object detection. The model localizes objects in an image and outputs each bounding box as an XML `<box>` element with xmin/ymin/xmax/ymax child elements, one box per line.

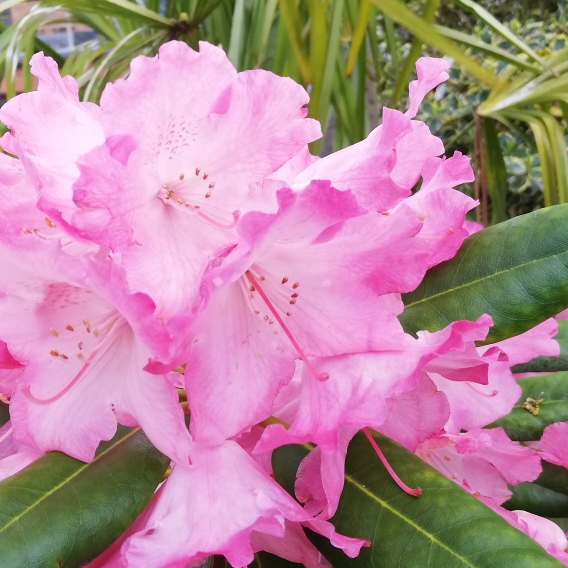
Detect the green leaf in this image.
<box><xmin>400</xmin><ymin>205</ymin><xmax>568</xmax><ymax>344</ymax></box>
<box><xmin>370</xmin><ymin>0</ymin><xmax>499</xmax><ymax>87</ymax></box>
<box><xmin>535</xmin><ymin>461</ymin><xmax>568</xmax><ymax>497</ymax></box>
<box><xmin>0</xmin><ymin>426</ymin><xmax>169</xmax><ymax>568</ymax></box>
<box><xmin>274</xmin><ymin>432</ymin><xmax>563</xmax><ymax>567</ymax></box>
<box><xmin>272</xmin><ymin>443</ymin><xmax>310</xmax><ymax>499</ymax></box>
<box><xmin>504</xmin><ymin>482</ymin><xmax>568</xmax><ymax>518</ymax></box>
<box><xmin>482</xmin><ymin>117</ymin><xmax>508</xmax><ymax>224</ymax></box>
<box><xmin>432</xmin><ymin>25</ymin><xmax>542</xmax><ymax>74</ymax></box>
<box><xmin>453</xmin><ymin>0</ymin><xmax>549</xmax><ymax>70</ymax></box>
<box><xmin>512</xmin><ymin>321</ymin><xmax>568</xmax><ymax>374</ymax></box>
<box><xmin>490</xmin><ymin>372</ymin><xmax>568</xmax><ymax>440</ymax></box>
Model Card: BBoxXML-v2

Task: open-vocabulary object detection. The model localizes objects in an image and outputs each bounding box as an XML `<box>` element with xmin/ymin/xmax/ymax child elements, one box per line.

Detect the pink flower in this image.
<box><xmin>538</xmin><ymin>422</ymin><xmax>568</xmax><ymax>468</ymax></box>
<box><xmin>494</xmin><ymin>318</ymin><xmax>559</xmax><ymax>367</ymax></box>
<box><xmin>0</xmin><ymin>229</ymin><xmax>191</xmax><ymax>464</ymax></box>
<box><xmin>416</xmin><ymin>428</ymin><xmax>542</xmax><ymax>504</ymax></box>
<box><xmin>0</xmin><ymin>341</ymin><xmax>23</xmax><ymax>401</ymax></box>
<box><xmin>0</xmin><ymin>53</ymin><xmax>104</xmax><ymax>225</ymax></box>
<box><xmin>181</xmin><ymin>181</ymin><xmax>437</xmax><ymax>446</ymax></box>
<box><xmin>479</xmin><ymin>496</ymin><xmax>568</xmax><ymax>566</ymax></box>
<box><xmin>89</xmin><ymin>440</ymin><xmax>366</xmax><ymax>567</ymax></box>
<box><xmin>66</xmin><ymin>41</ymin><xmax>321</xmax><ymax>323</ymax></box>
<box><xmin>289</xmin><ymin>58</ymin><xmax>450</xmax><ymax>213</ymax></box>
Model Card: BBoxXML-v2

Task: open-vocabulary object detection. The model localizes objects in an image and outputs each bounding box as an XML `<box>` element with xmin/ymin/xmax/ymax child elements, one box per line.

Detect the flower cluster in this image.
<box><xmin>0</xmin><ymin>41</ymin><xmax>566</xmax><ymax>567</ymax></box>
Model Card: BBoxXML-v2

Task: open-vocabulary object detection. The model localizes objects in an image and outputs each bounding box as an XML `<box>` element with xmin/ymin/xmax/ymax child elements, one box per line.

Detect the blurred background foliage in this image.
<box><xmin>0</xmin><ymin>0</ymin><xmax>565</xmax><ymax>225</ymax></box>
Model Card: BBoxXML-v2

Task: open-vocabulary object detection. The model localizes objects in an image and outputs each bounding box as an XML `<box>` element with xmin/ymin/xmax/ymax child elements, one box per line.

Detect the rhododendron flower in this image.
<box><xmin>181</xmin><ymin>181</ymin><xmax>439</xmax><ymax>445</ymax></box>
<box><xmin>416</xmin><ymin>428</ymin><xmax>541</xmax><ymax>504</ymax></box>
<box><xmin>88</xmin><ymin>439</ymin><xmax>366</xmax><ymax>567</ymax></box>
<box><xmin>289</xmin><ymin>58</ymin><xmax>450</xmax><ymax>212</ymax></box>
<box><xmin>69</xmin><ymin>41</ymin><xmax>320</xmax><ymax>324</ymax></box>
<box><xmin>0</xmin><ymin>232</ymin><xmax>191</xmax><ymax>465</ymax></box>
<box><xmin>0</xmin><ymin>54</ymin><xmax>104</xmax><ymax>224</ymax></box>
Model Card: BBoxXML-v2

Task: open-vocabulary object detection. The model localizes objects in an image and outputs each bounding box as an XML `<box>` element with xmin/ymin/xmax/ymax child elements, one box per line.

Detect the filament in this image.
<box><xmin>363</xmin><ymin>427</ymin><xmax>422</xmax><ymax>497</ymax></box>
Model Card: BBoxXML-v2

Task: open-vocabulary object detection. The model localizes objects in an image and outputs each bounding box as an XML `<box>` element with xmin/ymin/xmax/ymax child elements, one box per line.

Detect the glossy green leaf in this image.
<box><xmin>274</xmin><ymin>432</ymin><xmax>563</xmax><ymax>567</ymax></box>
<box><xmin>400</xmin><ymin>205</ymin><xmax>568</xmax><ymax>344</ymax></box>
<box><xmin>0</xmin><ymin>426</ymin><xmax>169</xmax><ymax>568</ymax></box>
<box><xmin>504</xmin><ymin>481</ymin><xmax>568</xmax><ymax>518</ymax></box>
<box><xmin>490</xmin><ymin>372</ymin><xmax>568</xmax><ymax>440</ymax></box>
<box><xmin>534</xmin><ymin>461</ymin><xmax>568</xmax><ymax>497</ymax></box>
<box><xmin>512</xmin><ymin>320</ymin><xmax>568</xmax><ymax>374</ymax></box>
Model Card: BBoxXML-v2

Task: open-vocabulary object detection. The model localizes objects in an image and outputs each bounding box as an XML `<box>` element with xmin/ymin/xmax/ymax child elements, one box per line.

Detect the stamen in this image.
<box><xmin>195</xmin><ymin>168</ymin><xmax>200</xmax><ymax>176</ymax></box>
<box><xmin>65</xmin><ymin>325</ymin><xmax>74</xmax><ymax>332</ymax></box>
<box><xmin>281</xmin><ymin>277</ymin><xmax>288</xmax><ymax>284</ymax></box>
<box><xmin>246</xmin><ymin>271</ymin><xmax>328</xmax><ymax>382</ymax></box>
<box><xmin>466</xmin><ymin>382</ymin><xmax>498</xmax><ymax>398</ymax></box>
<box><xmin>50</xmin><ymin>328</ymin><xmax>58</xmax><ymax>337</ymax></box>
<box><xmin>363</xmin><ymin>428</ymin><xmax>422</xmax><ymax>497</ymax></box>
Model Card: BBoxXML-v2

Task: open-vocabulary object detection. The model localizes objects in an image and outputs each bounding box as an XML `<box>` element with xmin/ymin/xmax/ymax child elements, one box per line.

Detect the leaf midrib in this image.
<box><xmin>0</xmin><ymin>428</ymin><xmax>139</xmax><ymax>535</ymax></box>
<box><xmin>404</xmin><ymin>248</ymin><xmax>568</xmax><ymax>310</ymax></box>
<box><xmin>344</xmin><ymin>473</ymin><xmax>476</xmax><ymax>567</ymax></box>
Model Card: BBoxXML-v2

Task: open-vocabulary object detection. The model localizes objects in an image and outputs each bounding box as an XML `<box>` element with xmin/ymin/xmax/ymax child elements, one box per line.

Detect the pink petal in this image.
<box><xmin>0</xmin><ymin>53</ymin><xmax>104</xmax><ymax>224</ymax></box>
<box><xmin>250</xmin><ymin>520</ymin><xmax>330</xmax><ymax>567</ymax></box>
<box><xmin>120</xmin><ymin>441</ymin><xmax>366</xmax><ymax>566</ymax></box>
<box><xmin>292</xmin><ymin>107</ymin><xmax>443</xmax><ymax>212</ymax></box>
<box><xmin>378</xmin><ymin>373</ymin><xmax>449</xmax><ymax>451</ymax></box>
<box><xmin>454</xmin><ymin>428</ymin><xmax>542</xmax><ymax>486</ymax></box>
<box><xmin>405</xmin><ymin>57</ymin><xmax>450</xmax><ymax>119</ymax></box>
<box><xmin>184</xmin><ymin>281</ymin><xmax>296</xmax><ymax>446</ymax></box>
<box><xmin>429</xmin><ymin>347</ymin><xmax>521</xmax><ymax>433</ymax></box>
<box><xmin>0</xmin><ymin>422</ymin><xmax>43</xmax><ymax>482</ymax></box>
<box><xmin>538</xmin><ymin>422</ymin><xmax>568</xmax><ymax>468</ymax></box>
<box><xmin>491</xmin><ymin>318</ymin><xmax>559</xmax><ymax>367</ymax></box>
<box><xmin>417</xmin><ymin>428</ymin><xmax>540</xmax><ymax>505</ymax></box>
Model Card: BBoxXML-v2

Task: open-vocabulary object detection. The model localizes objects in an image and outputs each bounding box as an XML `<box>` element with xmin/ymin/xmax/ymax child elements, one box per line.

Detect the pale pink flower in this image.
<box><xmin>416</xmin><ymin>428</ymin><xmax>542</xmax><ymax>504</ymax></box>
<box><xmin>181</xmin><ymin>181</ymin><xmax>438</xmax><ymax>445</ymax></box>
<box><xmin>255</xmin><ymin>317</ymin><xmax>493</xmax><ymax>518</ymax></box>
<box><xmin>0</xmin><ymin>232</ymin><xmax>191</xmax><ymax>464</ymax></box>
<box><xmin>67</xmin><ymin>41</ymin><xmax>321</xmax><ymax>323</ymax></box>
<box><xmin>89</xmin><ymin>440</ymin><xmax>367</xmax><ymax>567</ymax></box>
<box><xmin>289</xmin><ymin>58</ymin><xmax>449</xmax><ymax>213</ymax></box>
